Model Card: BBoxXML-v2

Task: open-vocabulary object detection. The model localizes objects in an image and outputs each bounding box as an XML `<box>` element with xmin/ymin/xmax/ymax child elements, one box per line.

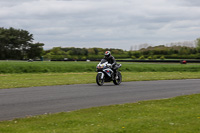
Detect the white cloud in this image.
<box><xmin>0</xmin><ymin>0</ymin><xmax>200</xmax><ymax>50</ymax></box>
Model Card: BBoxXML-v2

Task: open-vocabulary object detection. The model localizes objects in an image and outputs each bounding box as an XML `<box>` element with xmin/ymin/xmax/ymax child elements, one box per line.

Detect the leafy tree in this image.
<box><xmin>148</xmin><ymin>56</ymin><xmax>152</xmax><ymax>60</ymax></box>
<box><xmin>131</xmin><ymin>56</ymin><xmax>136</xmax><ymax>59</ymax></box>
<box><xmin>88</xmin><ymin>48</ymin><xmax>95</xmax><ymax>55</ymax></box>
<box><xmin>139</xmin><ymin>55</ymin><xmax>145</xmax><ymax>60</ymax></box>
<box><xmin>27</xmin><ymin>43</ymin><xmax>44</xmax><ymax>59</ymax></box>
<box><xmin>0</xmin><ymin>27</ymin><xmax>44</xmax><ymax>60</ymax></box>
<box><xmin>43</xmin><ymin>53</ymin><xmax>52</xmax><ymax>60</ymax></box>
<box><xmin>160</xmin><ymin>56</ymin><xmax>165</xmax><ymax>60</ymax></box>
<box><xmin>93</xmin><ymin>48</ymin><xmax>99</xmax><ymax>55</ymax></box>
<box><xmin>196</xmin><ymin>38</ymin><xmax>200</xmax><ymax>52</ymax></box>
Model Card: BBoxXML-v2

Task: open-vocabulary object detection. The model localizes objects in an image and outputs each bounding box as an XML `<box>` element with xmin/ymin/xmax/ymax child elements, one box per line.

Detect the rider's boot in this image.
<box><xmin>111</xmin><ymin>72</ymin><xmax>115</xmax><ymax>80</ymax></box>
<box><xmin>112</xmin><ymin>71</ymin><xmax>117</xmax><ymax>80</ymax></box>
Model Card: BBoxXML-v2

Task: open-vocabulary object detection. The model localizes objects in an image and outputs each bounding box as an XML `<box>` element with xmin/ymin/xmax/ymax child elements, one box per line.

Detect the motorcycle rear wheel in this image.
<box><xmin>113</xmin><ymin>71</ymin><xmax>122</xmax><ymax>85</ymax></box>
<box><xmin>96</xmin><ymin>73</ymin><xmax>104</xmax><ymax>86</ymax></box>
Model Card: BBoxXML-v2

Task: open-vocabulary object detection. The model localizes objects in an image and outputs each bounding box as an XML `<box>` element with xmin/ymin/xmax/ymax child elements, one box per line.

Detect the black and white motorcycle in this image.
<box><xmin>96</xmin><ymin>59</ymin><xmax>122</xmax><ymax>86</ymax></box>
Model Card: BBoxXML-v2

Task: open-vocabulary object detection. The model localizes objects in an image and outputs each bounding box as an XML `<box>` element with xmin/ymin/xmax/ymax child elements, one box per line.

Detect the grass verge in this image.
<box><xmin>1</xmin><ymin>72</ymin><xmax>200</xmax><ymax>89</ymax></box>
<box><xmin>1</xmin><ymin>61</ymin><xmax>200</xmax><ymax>73</ymax></box>
<box><xmin>0</xmin><ymin>94</ymin><xmax>200</xmax><ymax>133</ymax></box>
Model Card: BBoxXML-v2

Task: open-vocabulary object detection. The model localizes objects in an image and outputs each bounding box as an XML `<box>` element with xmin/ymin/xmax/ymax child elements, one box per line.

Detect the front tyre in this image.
<box><xmin>96</xmin><ymin>73</ymin><xmax>104</xmax><ymax>86</ymax></box>
<box><xmin>113</xmin><ymin>71</ymin><xmax>122</xmax><ymax>85</ymax></box>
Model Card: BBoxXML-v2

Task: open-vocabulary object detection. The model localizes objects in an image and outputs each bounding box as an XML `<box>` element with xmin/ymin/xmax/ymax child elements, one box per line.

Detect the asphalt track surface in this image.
<box><xmin>0</xmin><ymin>79</ymin><xmax>200</xmax><ymax>121</ymax></box>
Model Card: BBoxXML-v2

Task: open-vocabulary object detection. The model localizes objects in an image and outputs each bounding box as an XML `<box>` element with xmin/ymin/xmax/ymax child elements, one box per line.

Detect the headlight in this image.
<box><xmin>97</xmin><ymin>65</ymin><xmax>104</xmax><ymax>69</ymax></box>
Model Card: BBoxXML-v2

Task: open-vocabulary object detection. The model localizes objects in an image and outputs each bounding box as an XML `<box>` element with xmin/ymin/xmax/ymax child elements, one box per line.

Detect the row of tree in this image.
<box><xmin>43</xmin><ymin>38</ymin><xmax>200</xmax><ymax>60</ymax></box>
<box><xmin>0</xmin><ymin>27</ymin><xmax>44</xmax><ymax>60</ymax></box>
<box><xmin>44</xmin><ymin>47</ymin><xmax>129</xmax><ymax>60</ymax></box>
<box><xmin>43</xmin><ymin>46</ymin><xmax>200</xmax><ymax>60</ymax></box>
<box><xmin>1</xmin><ymin>27</ymin><xmax>200</xmax><ymax>60</ymax></box>
<box><xmin>129</xmin><ymin>39</ymin><xmax>200</xmax><ymax>59</ymax></box>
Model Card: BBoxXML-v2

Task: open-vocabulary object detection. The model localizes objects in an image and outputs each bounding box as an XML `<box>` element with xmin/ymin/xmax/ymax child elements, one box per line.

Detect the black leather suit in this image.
<box><xmin>104</xmin><ymin>55</ymin><xmax>117</xmax><ymax>77</ymax></box>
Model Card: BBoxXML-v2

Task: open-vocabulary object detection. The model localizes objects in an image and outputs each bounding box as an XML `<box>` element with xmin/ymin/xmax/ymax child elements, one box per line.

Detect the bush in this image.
<box><xmin>148</xmin><ymin>56</ymin><xmax>152</xmax><ymax>60</ymax></box>
<box><xmin>131</xmin><ymin>56</ymin><xmax>136</xmax><ymax>59</ymax></box>
<box><xmin>160</xmin><ymin>56</ymin><xmax>165</xmax><ymax>60</ymax></box>
<box><xmin>139</xmin><ymin>56</ymin><xmax>145</xmax><ymax>60</ymax></box>
<box><xmin>152</xmin><ymin>55</ymin><xmax>157</xmax><ymax>59</ymax></box>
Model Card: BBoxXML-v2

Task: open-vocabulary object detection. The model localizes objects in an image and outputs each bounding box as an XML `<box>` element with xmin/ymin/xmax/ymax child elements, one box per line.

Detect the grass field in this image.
<box><xmin>1</xmin><ymin>61</ymin><xmax>200</xmax><ymax>73</ymax></box>
<box><xmin>0</xmin><ymin>94</ymin><xmax>200</xmax><ymax>133</ymax></box>
<box><xmin>1</xmin><ymin>61</ymin><xmax>200</xmax><ymax>89</ymax></box>
<box><xmin>0</xmin><ymin>61</ymin><xmax>200</xmax><ymax>132</ymax></box>
<box><xmin>1</xmin><ymin>72</ymin><xmax>200</xmax><ymax>89</ymax></box>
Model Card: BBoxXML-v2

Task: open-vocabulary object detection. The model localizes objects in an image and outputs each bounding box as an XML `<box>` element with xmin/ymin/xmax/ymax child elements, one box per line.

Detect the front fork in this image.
<box><xmin>98</xmin><ymin>72</ymin><xmax>104</xmax><ymax>79</ymax></box>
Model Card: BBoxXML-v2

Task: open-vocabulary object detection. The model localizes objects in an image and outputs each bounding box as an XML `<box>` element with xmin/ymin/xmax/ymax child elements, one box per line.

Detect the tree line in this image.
<box><xmin>43</xmin><ymin>47</ymin><xmax>128</xmax><ymax>60</ymax></box>
<box><xmin>0</xmin><ymin>27</ymin><xmax>44</xmax><ymax>60</ymax></box>
<box><xmin>43</xmin><ymin>43</ymin><xmax>200</xmax><ymax>60</ymax></box>
<box><xmin>1</xmin><ymin>27</ymin><xmax>200</xmax><ymax>60</ymax></box>
<box><xmin>129</xmin><ymin>39</ymin><xmax>200</xmax><ymax>60</ymax></box>
<box><xmin>44</xmin><ymin>38</ymin><xmax>200</xmax><ymax>60</ymax></box>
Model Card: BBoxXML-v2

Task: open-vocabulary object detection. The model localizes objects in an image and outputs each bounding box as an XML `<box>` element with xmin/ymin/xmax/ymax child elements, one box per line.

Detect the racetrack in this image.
<box><xmin>0</xmin><ymin>79</ymin><xmax>200</xmax><ymax>121</ymax></box>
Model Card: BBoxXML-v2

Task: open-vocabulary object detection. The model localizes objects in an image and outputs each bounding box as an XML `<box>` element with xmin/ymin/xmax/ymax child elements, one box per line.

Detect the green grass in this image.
<box><xmin>0</xmin><ymin>94</ymin><xmax>200</xmax><ymax>133</ymax></box>
<box><xmin>1</xmin><ymin>72</ymin><xmax>200</xmax><ymax>89</ymax></box>
<box><xmin>0</xmin><ymin>61</ymin><xmax>200</xmax><ymax>132</ymax></box>
<box><xmin>1</xmin><ymin>61</ymin><xmax>200</xmax><ymax>89</ymax></box>
<box><xmin>0</xmin><ymin>61</ymin><xmax>95</xmax><ymax>73</ymax></box>
<box><xmin>1</xmin><ymin>61</ymin><xmax>200</xmax><ymax>73</ymax></box>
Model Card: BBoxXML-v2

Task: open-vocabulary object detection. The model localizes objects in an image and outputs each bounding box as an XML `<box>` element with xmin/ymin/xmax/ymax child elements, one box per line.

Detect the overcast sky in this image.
<box><xmin>1</xmin><ymin>0</ymin><xmax>200</xmax><ymax>50</ymax></box>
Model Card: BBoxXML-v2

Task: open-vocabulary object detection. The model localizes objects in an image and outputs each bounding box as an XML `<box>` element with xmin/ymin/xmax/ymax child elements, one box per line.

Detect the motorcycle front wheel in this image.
<box><xmin>96</xmin><ymin>73</ymin><xmax>104</xmax><ymax>86</ymax></box>
<box><xmin>113</xmin><ymin>71</ymin><xmax>122</xmax><ymax>85</ymax></box>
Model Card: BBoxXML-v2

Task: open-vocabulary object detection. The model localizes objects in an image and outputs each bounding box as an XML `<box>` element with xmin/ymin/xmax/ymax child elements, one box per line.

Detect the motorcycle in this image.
<box><xmin>96</xmin><ymin>59</ymin><xmax>122</xmax><ymax>86</ymax></box>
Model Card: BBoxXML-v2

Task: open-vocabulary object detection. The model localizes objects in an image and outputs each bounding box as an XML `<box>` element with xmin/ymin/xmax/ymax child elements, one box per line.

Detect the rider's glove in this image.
<box><xmin>107</xmin><ymin>64</ymin><xmax>112</xmax><ymax>68</ymax></box>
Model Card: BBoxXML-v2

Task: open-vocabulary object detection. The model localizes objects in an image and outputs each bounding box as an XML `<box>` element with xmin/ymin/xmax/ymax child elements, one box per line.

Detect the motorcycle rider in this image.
<box><xmin>104</xmin><ymin>51</ymin><xmax>117</xmax><ymax>80</ymax></box>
